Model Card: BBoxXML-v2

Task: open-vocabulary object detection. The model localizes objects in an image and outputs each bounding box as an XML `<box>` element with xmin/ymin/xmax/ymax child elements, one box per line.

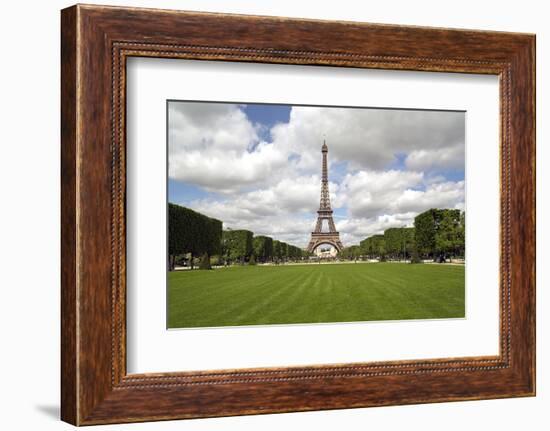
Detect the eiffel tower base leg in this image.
<box><xmin>307</xmin><ymin>234</ymin><xmax>344</xmax><ymax>254</ymax></box>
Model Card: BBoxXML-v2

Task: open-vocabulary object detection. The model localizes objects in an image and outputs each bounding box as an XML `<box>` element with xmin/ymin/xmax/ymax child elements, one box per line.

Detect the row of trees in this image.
<box><xmin>342</xmin><ymin>209</ymin><xmax>465</xmax><ymax>263</ymax></box>
<box><xmin>168</xmin><ymin>203</ymin><xmax>307</xmax><ymax>270</ymax></box>
<box><xmin>222</xmin><ymin>230</ymin><xmax>307</xmax><ymax>264</ymax></box>
<box><xmin>169</xmin><ymin>204</ymin><xmax>465</xmax><ymax>268</ymax></box>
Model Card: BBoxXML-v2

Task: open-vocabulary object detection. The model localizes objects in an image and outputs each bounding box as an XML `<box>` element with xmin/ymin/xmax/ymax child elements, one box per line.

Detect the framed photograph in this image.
<box><xmin>61</xmin><ymin>4</ymin><xmax>535</xmax><ymax>425</ymax></box>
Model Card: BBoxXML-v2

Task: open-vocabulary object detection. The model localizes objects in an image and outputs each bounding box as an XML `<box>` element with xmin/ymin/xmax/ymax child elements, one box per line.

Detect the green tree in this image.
<box><xmin>402</xmin><ymin>228</ymin><xmax>415</xmax><ymax>259</ymax></box>
<box><xmin>414</xmin><ymin>208</ymin><xmax>463</xmax><ymax>260</ymax></box>
<box><xmin>168</xmin><ymin>204</ymin><xmax>186</xmax><ymax>270</ymax></box>
<box><xmin>287</xmin><ymin>245</ymin><xmax>303</xmax><ymax>261</ymax></box>
<box><xmin>360</xmin><ymin>235</ymin><xmax>386</xmax><ymax>259</ymax></box>
<box><xmin>252</xmin><ymin>236</ymin><xmax>273</xmax><ymax>263</ymax></box>
<box><xmin>341</xmin><ymin>245</ymin><xmax>362</xmax><ymax>261</ymax></box>
<box><xmin>205</xmin><ymin>217</ymin><xmax>222</xmax><ymax>257</ymax></box>
<box><xmin>198</xmin><ymin>252</ymin><xmax>212</xmax><ymax>270</ymax></box>
<box><xmin>410</xmin><ymin>245</ymin><xmax>422</xmax><ymax>264</ymax></box>
<box><xmin>456</xmin><ymin>211</ymin><xmax>465</xmax><ymax>258</ymax></box>
<box><xmin>359</xmin><ymin>237</ymin><xmax>370</xmax><ymax>256</ymax></box>
<box><xmin>168</xmin><ymin>203</ymin><xmax>222</xmax><ymax>270</ymax></box>
<box><xmin>414</xmin><ymin>209</ymin><xmax>437</xmax><ymax>258</ymax></box>
<box><xmin>222</xmin><ymin>229</ymin><xmax>253</xmax><ymax>264</ymax></box>
<box><xmin>384</xmin><ymin>227</ymin><xmax>415</xmax><ymax>260</ymax></box>
<box><xmin>435</xmin><ymin>210</ymin><xmax>464</xmax><ymax>258</ymax></box>
<box><xmin>273</xmin><ymin>240</ymin><xmax>282</xmax><ymax>263</ymax></box>
<box><xmin>279</xmin><ymin>242</ymin><xmax>288</xmax><ymax>262</ymax></box>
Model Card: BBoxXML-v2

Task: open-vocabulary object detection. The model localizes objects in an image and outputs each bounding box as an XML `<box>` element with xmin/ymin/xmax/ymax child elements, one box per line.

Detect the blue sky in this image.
<box><xmin>243</xmin><ymin>104</ymin><xmax>290</xmax><ymax>142</ymax></box>
<box><xmin>168</xmin><ymin>102</ymin><xmax>465</xmax><ymax>247</ymax></box>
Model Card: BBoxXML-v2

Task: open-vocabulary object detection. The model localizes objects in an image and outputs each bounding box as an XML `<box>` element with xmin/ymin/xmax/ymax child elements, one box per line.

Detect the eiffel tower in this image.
<box><xmin>307</xmin><ymin>141</ymin><xmax>344</xmax><ymax>254</ymax></box>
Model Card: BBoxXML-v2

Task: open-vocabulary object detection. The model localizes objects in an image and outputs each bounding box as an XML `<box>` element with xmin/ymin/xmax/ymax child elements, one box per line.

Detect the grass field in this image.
<box><xmin>167</xmin><ymin>263</ymin><xmax>465</xmax><ymax>329</ymax></box>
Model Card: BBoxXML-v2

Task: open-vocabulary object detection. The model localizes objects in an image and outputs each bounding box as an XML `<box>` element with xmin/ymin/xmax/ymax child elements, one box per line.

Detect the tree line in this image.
<box><xmin>169</xmin><ymin>204</ymin><xmax>465</xmax><ymax>269</ymax></box>
<box><xmin>341</xmin><ymin>208</ymin><xmax>465</xmax><ymax>263</ymax></box>
<box><xmin>222</xmin><ymin>230</ymin><xmax>307</xmax><ymax>265</ymax></box>
<box><xmin>168</xmin><ymin>203</ymin><xmax>308</xmax><ymax>270</ymax></box>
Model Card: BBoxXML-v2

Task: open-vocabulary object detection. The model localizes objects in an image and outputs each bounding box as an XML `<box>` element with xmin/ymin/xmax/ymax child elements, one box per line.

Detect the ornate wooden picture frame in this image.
<box><xmin>61</xmin><ymin>4</ymin><xmax>535</xmax><ymax>425</ymax></box>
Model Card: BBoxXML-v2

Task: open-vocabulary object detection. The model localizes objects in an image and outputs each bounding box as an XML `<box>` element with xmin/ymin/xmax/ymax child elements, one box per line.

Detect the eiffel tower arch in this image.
<box><xmin>307</xmin><ymin>141</ymin><xmax>344</xmax><ymax>254</ymax></box>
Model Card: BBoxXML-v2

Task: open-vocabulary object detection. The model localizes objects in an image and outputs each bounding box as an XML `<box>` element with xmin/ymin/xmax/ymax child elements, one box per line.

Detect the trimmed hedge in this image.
<box><xmin>279</xmin><ymin>242</ymin><xmax>288</xmax><ymax>259</ymax></box>
<box><xmin>168</xmin><ymin>203</ymin><xmax>222</xmax><ymax>270</ymax></box>
<box><xmin>287</xmin><ymin>245</ymin><xmax>303</xmax><ymax>259</ymax></box>
<box><xmin>222</xmin><ymin>229</ymin><xmax>253</xmax><ymax>263</ymax></box>
<box><xmin>252</xmin><ymin>235</ymin><xmax>273</xmax><ymax>262</ymax></box>
<box><xmin>273</xmin><ymin>240</ymin><xmax>282</xmax><ymax>259</ymax></box>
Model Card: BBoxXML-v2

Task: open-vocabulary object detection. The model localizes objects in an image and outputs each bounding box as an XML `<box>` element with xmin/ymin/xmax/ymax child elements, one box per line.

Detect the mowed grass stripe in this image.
<box><xmin>169</xmin><ymin>267</ymin><xmax>287</xmax><ymax>327</ymax></box>
<box><xmin>246</xmin><ymin>267</ymin><xmax>317</xmax><ymax>324</ymax></box>
<box><xmin>231</xmin><ymin>267</ymin><xmax>314</xmax><ymax>325</ymax></box>
<box><xmin>167</xmin><ymin>263</ymin><xmax>465</xmax><ymax>328</ymax></box>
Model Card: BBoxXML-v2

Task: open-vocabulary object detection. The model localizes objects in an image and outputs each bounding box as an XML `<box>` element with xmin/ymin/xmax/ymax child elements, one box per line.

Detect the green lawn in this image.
<box><xmin>168</xmin><ymin>263</ymin><xmax>465</xmax><ymax>328</ymax></box>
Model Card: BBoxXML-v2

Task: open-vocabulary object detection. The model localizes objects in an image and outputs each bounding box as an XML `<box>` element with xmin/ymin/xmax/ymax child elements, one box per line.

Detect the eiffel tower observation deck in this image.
<box><xmin>306</xmin><ymin>141</ymin><xmax>344</xmax><ymax>254</ymax></box>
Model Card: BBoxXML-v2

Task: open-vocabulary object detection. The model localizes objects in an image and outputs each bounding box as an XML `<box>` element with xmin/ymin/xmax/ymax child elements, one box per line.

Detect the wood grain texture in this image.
<box><xmin>60</xmin><ymin>4</ymin><xmax>536</xmax><ymax>425</ymax></box>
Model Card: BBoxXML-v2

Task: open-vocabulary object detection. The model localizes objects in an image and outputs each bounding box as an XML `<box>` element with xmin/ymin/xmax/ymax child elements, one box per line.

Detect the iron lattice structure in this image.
<box><xmin>306</xmin><ymin>142</ymin><xmax>344</xmax><ymax>253</ymax></box>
